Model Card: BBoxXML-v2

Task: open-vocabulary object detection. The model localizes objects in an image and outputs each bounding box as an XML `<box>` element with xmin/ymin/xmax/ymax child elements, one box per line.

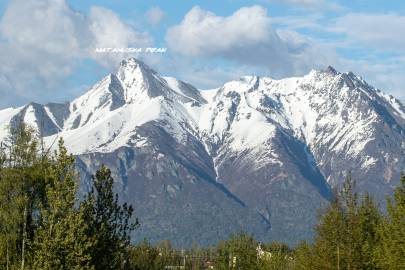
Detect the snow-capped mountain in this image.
<box><xmin>1</xmin><ymin>58</ymin><xmax>404</xmax><ymax>246</ymax></box>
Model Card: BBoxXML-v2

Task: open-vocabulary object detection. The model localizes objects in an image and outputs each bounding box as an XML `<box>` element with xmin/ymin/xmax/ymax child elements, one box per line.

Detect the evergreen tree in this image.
<box><xmin>0</xmin><ymin>124</ymin><xmax>139</xmax><ymax>269</ymax></box>
<box><xmin>293</xmin><ymin>241</ymin><xmax>317</xmax><ymax>270</ymax></box>
<box><xmin>358</xmin><ymin>193</ymin><xmax>381</xmax><ymax>269</ymax></box>
<box><xmin>312</xmin><ymin>195</ymin><xmax>346</xmax><ymax>270</ymax></box>
<box><xmin>376</xmin><ymin>173</ymin><xmax>405</xmax><ymax>269</ymax></box>
<box><xmin>338</xmin><ymin>174</ymin><xmax>363</xmax><ymax>269</ymax></box>
<box><xmin>83</xmin><ymin>165</ymin><xmax>138</xmax><ymax>270</ymax></box>
<box><xmin>31</xmin><ymin>139</ymin><xmax>94</xmax><ymax>269</ymax></box>
<box><xmin>299</xmin><ymin>173</ymin><xmax>378</xmax><ymax>270</ymax></box>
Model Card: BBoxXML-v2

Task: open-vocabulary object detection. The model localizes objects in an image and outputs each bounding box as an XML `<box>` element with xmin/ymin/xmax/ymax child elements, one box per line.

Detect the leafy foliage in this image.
<box><xmin>0</xmin><ymin>124</ymin><xmax>138</xmax><ymax>269</ymax></box>
<box><xmin>215</xmin><ymin>233</ymin><xmax>259</xmax><ymax>270</ymax></box>
<box><xmin>0</xmin><ymin>123</ymin><xmax>47</xmax><ymax>269</ymax></box>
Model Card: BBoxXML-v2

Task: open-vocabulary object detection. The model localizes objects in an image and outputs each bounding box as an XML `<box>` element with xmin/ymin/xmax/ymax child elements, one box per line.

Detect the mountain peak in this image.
<box><xmin>118</xmin><ymin>58</ymin><xmax>152</xmax><ymax>73</ymax></box>
<box><xmin>116</xmin><ymin>57</ymin><xmax>167</xmax><ymax>103</ymax></box>
<box><xmin>116</xmin><ymin>58</ymin><xmax>155</xmax><ymax>86</ymax></box>
<box><xmin>323</xmin><ymin>66</ymin><xmax>339</xmax><ymax>75</ymax></box>
<box><xmin>116</xmin><ymin>58</ymin><xmax>206</xmax><ymax>104</ymax></box>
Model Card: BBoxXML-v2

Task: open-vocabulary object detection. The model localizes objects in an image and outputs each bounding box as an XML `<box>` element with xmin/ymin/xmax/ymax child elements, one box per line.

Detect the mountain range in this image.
<box><xmin>1</xmin><ymin>58</ymin><xmax>404</xmax><ymax>246</ymax></box>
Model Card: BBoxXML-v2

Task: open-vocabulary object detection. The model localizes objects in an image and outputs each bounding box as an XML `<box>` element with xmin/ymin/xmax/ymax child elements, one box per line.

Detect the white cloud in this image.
<box><xmin>266</xmin><ymin>0</ymin><xmax>342</xmax><ymax>11</ymax></box>
<box><xmin>89</xmin><ymin>6</ymin><xmax>152</xmax><ymax>67</ymax></box>
<box><xmin>165</xmin><ymin>7</ymin><xmax>404</xmax><ymax>101</ymax></box>
<box><xmin>0</xmin><ymin>0</ymin><xmax>152</xmax><ymax>107</ymax></box>
<box><xmin>166</xmin><ymin>6</ymin><xmax>329</xmax><ymax>77</ymax></box>
<box><xmin>1</xmin><ymin>1</ymin><xmax>403</xmax><ymax>108</ymax></box>
<box><xmin>0</xmin><ymin>0</ymin><xmax>91</xmax><ymax>58</ymax></box>
<box><xmin>166</xmin><ymin>6</ymin><xmax>275</xmax><ymax>58</ymax></box>
<box><xmin>253</xmin><ymin>12</ymin><xmax>405</xmax><ymax>101</ymax></box>
<box><xmin>146</xmin><ymin>6</ymin><xmax>165</xmax><ymax>26</ymax></box>
<box><xmin>333</xmin><ymin>13</ymin><xmax>405</xmax><ymax>52</ymax></box>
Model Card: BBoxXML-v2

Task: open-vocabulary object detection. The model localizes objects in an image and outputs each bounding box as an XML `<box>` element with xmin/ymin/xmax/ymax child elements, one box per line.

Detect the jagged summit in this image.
<box><xmin>114</xmin><ymin>57</ymin><xmax>205</xmax><ymax>104</ymax></box>
<box><xmin>116</xmin><ymin>57</ymin><xmax>161</xmax><ymax>102</ymax></box>
<box><xmin>1</xmin><ymin>58</ymin><xmax>403</xmax><ymax>148</ymax></box>
<box><xmin>1</xmin><ymin>58</ymin><xmax>403</xmax><ymax>153</ymax></box>
<box><xmin>323</xmin><ymin>65</ymin><xmax>339</xmax><ymax>75</ymax></box>
<box><xmin>118</xmin><ymin>57</ymin><xmax>153</xmax><ymax>76</ymax></box>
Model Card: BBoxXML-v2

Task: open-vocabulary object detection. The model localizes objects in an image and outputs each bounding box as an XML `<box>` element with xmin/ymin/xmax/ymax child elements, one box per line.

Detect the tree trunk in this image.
<box><xmin>337</xmin><ymin>244</ymin><xmax>340</xmax><ymax>270</ymax></box>
<box><xmin>21</xmin><ymin>205</ymin><xmax>27</xmax><ymax>270</ymax></box>
<box><xmin>6</xmin><ymin>239</ymin><xmax>9</xmax><ymax>270</ymax></box>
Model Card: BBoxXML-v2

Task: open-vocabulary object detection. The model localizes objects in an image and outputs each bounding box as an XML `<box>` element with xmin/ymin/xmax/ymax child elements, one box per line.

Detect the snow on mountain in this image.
<box><xmin>0</xmin><ymin>58</ymin><xmax>404</xmax><ymax>246</ymax></box>
<box><xmin>0</xmin><ymin>101</ymin><xmax>70</xmax><ymax>145</ymax></box>
<box><xmin>179</xmin><ymin>67</ymin><xmax>404</xmax><ymax>185</ymax></box>
<box><xmin>1</xmin><ymin>58</ymin><xmax>404</xmax><ymax>181</ymax></box>
<box><xmin>16</xmin><ymin>59</ymin><xmax>204</xmax><ymax>154</ymax></box>
<box><xmin>1</xmin><ymin>57</ymin><xmax>403</xmax><ymax>185</ymax></box>
<box><xmin>0</xmin><ymin>106</ymin><xmax>23</xmax><ymax>143</ymax></box>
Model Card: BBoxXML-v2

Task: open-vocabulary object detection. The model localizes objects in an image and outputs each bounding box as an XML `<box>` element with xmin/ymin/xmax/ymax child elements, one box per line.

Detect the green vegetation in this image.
<box><xmin>0</xmin><ymin>124</ymin><xmax>404</xmax><ymax>269</ymax></box>
<box><xmin>0</xmin><ymin>124</ymin><xmax>136</xmax><ymax>269</ymax></box>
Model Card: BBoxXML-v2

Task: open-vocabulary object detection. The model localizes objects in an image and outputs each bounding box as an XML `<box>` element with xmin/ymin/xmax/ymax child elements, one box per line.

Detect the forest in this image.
<box><xmin>0</xmin><ymin>124</ymin><xmax>404</xmax><ymax>269</ymax></box>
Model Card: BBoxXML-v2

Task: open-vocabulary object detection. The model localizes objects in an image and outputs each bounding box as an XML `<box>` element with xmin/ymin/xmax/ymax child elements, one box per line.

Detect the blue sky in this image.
<box><xmin>0</xmin><ymin>0</ymin><xmax>404</xmax><ymax>108</ymax></box>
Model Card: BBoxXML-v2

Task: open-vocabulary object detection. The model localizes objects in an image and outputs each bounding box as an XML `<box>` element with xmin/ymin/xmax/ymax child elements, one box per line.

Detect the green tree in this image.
<box><xmin>31</xmin><ymin>139</ymin><xmax>94</xmax><ymax>269</ymax></box>
<box><xmin>216</xmin><ymin>233</ymin><xmax>259</xmax><ymax>270</ymax></box>
<box><xmin>338</xmin><ymin>175</ymin><xmax>363</xmax><ymax>269</ymax></box>
<box><xmin>312</xmin><ymin>195</ymin><xmax>346</xmax><ymax>270</ymax></box>
<box><xmin>126</xmin><ymin>240</ymin><xmax>166</xmax><ymax>270</ymax></box>
<box><xmin>258</xmin><ymin>242</ymin><xmax>293</xmax><ymax>270</ymax></box>
<box><xmin>376</xmin><ymin>173</ymin><xmax>405</xmax><ymax>269</ymax></box>
<box><xmin>296</xmin><ymin>174</ymin><xmax>380</xmax><ymax>270</ymax></box>
<box><xmin>0</xmin><ymin>124</ymin><xmax>139</xmax><ymax>269</ymax></box>
<box><xmin>83</xmin><ymin>165</ymin><xmax>138</xmax><ymax>270</ymax></box>
<box><xmin>156</xmin><ymin>240</ymin><xmax>183</xmax><ymax>268</ymax></box>
<box><xmin>293</xmin><ymin>241</ymin><xmax>317</xmax><ymax>270</ymax></box>
<box><xmin>0</xmin><ymin>123</ymin><xmax>47</xmax><ymax>269</ymax></box>
<box><xmin>358</xmin><ymin>193</ymin><xmax>381</xmax><ymax>269</ymax></box>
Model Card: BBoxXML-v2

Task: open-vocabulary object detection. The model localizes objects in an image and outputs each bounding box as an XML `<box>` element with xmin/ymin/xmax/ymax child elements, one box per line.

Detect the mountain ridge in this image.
<box><xmin>1</xmin><ymin>58</ymin><xmax>404</xmax><ymax>246</ymax></box>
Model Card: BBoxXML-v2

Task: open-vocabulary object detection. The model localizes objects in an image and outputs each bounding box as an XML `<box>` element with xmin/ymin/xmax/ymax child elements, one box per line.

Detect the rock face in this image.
<box><xmin>1</xmin><ymin>59</ymin><xmax>404</xmax><ymax>247</ymax></box>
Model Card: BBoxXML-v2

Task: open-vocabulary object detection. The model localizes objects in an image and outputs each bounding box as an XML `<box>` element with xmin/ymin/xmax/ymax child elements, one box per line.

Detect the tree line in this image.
<box><xmin>0</xmin><ymin>124</ymin><xmax>404</xmax><ymax>269</ymax></box>
<box><xmin>127</xmin><ymin>170</ymin><xmax>405</xmax><ymax>270</ymax></box>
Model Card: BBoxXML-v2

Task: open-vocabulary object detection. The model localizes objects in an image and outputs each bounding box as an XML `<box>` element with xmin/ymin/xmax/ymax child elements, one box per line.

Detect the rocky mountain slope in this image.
<box><xmin>1</xmin><ymin>58</ymin><xmax>404</xmax><ymax>246</ymax></box>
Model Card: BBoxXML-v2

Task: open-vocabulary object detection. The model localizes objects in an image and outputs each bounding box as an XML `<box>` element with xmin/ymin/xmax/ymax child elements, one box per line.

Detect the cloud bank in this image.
<box><xmin>0</xmin><ymin>0</ymin><xmax>151</xmax><ymax>107</ymax></box>
<box><xmin>0</xmin><ymin>1</ymin><xmax>403</xmax><ymax>107</ymax></box>
<box><xmin>165</xmin><ymin>6</ymin><xmax>332</xmax><ymax>78</ymax></box>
